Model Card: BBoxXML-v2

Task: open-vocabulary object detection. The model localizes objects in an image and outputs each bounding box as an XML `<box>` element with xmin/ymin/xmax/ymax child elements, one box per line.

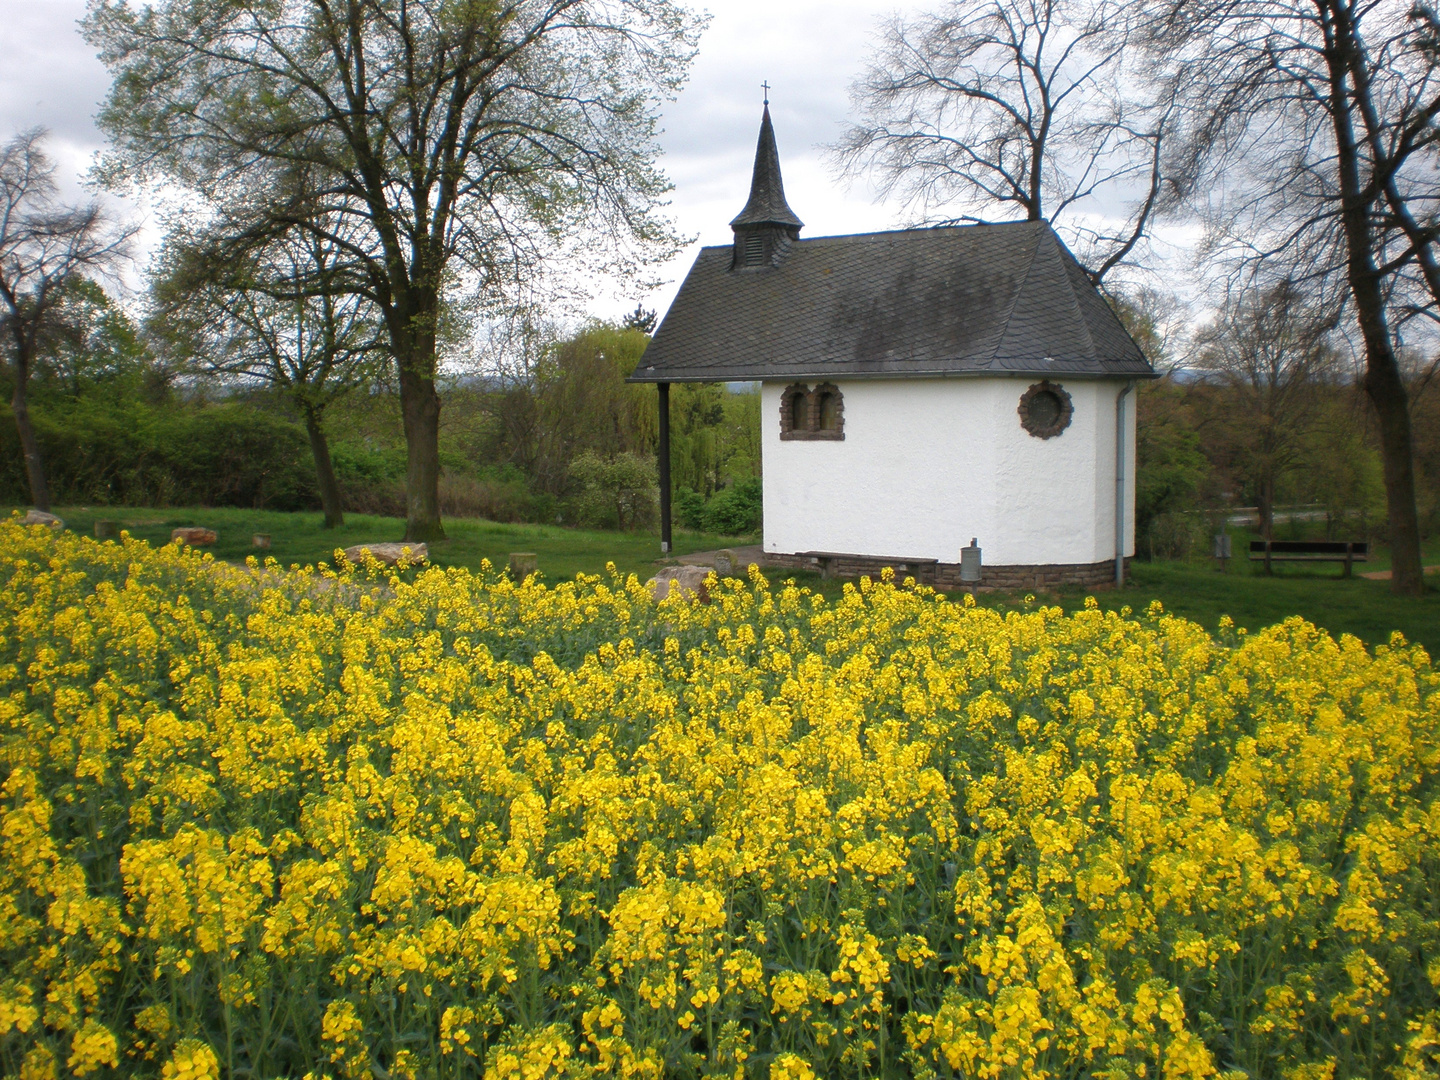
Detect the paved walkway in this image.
<box><xmin>1359</xmin><ymin>565</ymin><xmax>1440</xmax><ymax>581</ymax></box>
<box><xmin>674</xmin><ymin>544</ymin><xmax>766</xmax><ymax>570</ymax></box>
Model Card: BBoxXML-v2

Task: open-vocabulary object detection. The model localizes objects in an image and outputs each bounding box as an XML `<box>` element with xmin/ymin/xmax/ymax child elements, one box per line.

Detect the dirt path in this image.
<box><xmin>1359</xmin><ymin>565</ymin><xmax>1440</xmax><ymax>581</ymax></box>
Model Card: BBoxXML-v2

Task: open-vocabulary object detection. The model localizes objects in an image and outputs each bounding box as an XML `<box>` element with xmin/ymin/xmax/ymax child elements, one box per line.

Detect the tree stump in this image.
<box><xmin>252</xmin><ymin>534</ymin><xmax>272</xmax><ymax>549</ymax></box>
<box><xmin>508</xmin><ymin>552</ymin><xmax>538</xmax><ymax>579</ymax></box>
<box><xmin>171</xmin><ymin>527</ymin><xmax>217</xmax><ymax>546</ymax></box>
<box><xmin>94</xmin><ymin>520</ymin><xmax>120</xmax><ymax>540</ymax></box>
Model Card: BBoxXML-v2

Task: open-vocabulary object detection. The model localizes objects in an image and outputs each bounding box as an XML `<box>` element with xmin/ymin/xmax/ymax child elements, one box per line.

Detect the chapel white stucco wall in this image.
<box><xmin>761</xmin><ymin>378</ymin><xmax>1136</xmax><ymax>566</ymax></box>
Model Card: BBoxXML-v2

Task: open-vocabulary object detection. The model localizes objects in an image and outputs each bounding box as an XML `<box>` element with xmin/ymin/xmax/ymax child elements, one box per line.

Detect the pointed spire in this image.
<box><xmin>730</xmin><ymin>105</ymin><xmax>803</xmax><ymax>232</ymax></box>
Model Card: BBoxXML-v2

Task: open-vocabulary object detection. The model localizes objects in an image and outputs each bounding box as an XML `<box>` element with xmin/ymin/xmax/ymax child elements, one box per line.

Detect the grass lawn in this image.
<box><xmin>32</xmin><ymin>505</ymin><xmax>744</xmax><ymax>584</ymax></box>
<box><xmin>19</xmin><ymin>505</ymin><xmax>1439</xmax><ymax>654</ymax></box>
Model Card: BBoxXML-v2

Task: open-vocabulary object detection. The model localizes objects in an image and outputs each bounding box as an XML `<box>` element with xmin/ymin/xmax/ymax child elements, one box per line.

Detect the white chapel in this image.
<box><xmin>631</xmin><ymin>105</ymin><xmax>1156</xmax><ymax>589</ymax></box>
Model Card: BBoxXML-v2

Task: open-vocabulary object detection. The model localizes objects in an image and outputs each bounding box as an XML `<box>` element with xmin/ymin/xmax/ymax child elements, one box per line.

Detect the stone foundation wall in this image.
<box><xmin>761</xmin><ymin>550</ymin><xmax>1129</xmax><ymax>590</ymax></box>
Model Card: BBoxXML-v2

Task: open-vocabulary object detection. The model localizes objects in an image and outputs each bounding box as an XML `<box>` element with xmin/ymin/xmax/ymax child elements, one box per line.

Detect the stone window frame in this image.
<box><xmin>1018</xmin><ymin>380</ymin><xmax>1073</xmax><ymax>439</ymax></box>
<box><xmin>779</xmin><ymin>382</ymin><xmax>845</xmax><ymax>441</ymax></box>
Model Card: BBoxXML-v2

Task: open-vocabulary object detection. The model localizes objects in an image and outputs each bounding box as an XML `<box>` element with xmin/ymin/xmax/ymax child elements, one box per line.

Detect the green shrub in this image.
<box><xmin>0</xmin><ymin>398</ymin><xmax>315</xmax><ymax>509</ymax></box>
<box><xmin>570</xmin><ymin>451</ymin><xmax>658</xmax><ymax>530</ymax></box>
<box><xmin>701</xmin><ymin>476</ymin><xmax>762</xmax><ymax>535</ymax></box>
<box><xmin>675</xmin><ymin>486</ymin><xmax>706</xmax><ymax>530</ymax></box>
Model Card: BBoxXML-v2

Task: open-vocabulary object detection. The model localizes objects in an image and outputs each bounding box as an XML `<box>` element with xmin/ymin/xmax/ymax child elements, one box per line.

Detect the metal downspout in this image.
<box><xmin>1115</xmin><ymin>380</ymin><xmax>1135</xmax><ymax>587</ymax></box>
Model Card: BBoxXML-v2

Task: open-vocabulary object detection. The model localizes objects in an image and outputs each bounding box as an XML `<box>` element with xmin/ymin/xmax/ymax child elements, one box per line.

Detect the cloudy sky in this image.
<box><xmin>0</xmin><ymin>1</ymin><xmax>937</xmax><ymax>311</ymax></box>
<box><xmin>0</xmin><ymin>0</ymin><xmax>1187</xmax><ymax>326</ymax></box>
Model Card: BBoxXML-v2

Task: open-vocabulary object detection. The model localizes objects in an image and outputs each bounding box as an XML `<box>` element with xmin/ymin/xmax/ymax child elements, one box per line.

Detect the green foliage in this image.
<box><xmin>530</xmin><ymin>324</ymin><xmax>658</xmax><ymax>490</ymax></box>
<box><xmin>569</xmin><ymin>451</ymin><xmax>658</xmax><ymax>531</ymax></box>
<box><xmin>1292</xmin><ymin>396</ymin><xmax>1387</xmax><ymax>534</ymax></box>
<box><xmin>669</xmin><ymin>382</ymin><xmax>761</xmax><ymax>496</ymax></box>
<box><xmin>700</xmin><ymin>476</ymin><xmax>762</xmax><ymax>535</ymax></box>
<box><xmin>1136</xmin><ymin>379</ymin><xmax>1211</xmax><ymax>558</ymax></box>
<box><xmin>675</xmin><ymin>487</ymin><xmax>707</xmax><ymax>530</ymax></box>
<box><xmin>0</xmin><ymin>396</ymin><xmax>315</xmax><ymax>509</ymax></box>
<box><xmin>672</xmin><ymin>478</ymin><xmax>762</xmax><ymax>536</ymax></box>
<box><xmin>33</xmin><ymin>277</ymin><xmax>160</xmax><ymax>399</ymax></box>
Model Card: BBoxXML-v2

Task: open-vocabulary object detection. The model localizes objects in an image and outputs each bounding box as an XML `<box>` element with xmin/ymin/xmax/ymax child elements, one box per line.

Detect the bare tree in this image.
<box><xmin>0</xmin><ymin>129</ymin><xmax>132</xmax><ymax>511</ymax></box>
<box><xmin>833</xmin><ymin>0</ymin><xmax>1173</xmax><ymax>283</ymax></box>
<box><xmin>1192</xmin><ymin>276</ymin><xmax>1340</xmax><ymax>538</ymax></box>
<box><xmin>153</xmin><ymin>216</ymin><xmax>387</xmax><ymax>529</ymax></box>
<box><xmin>86</xmin><ymin>0</ymin><xmax>702</xmax><ymax>542</ymax></box>
<box><xmin>1148</xmin><ymin>0</ymin><xmax>1440</xmax><ymax>594</ymax></box>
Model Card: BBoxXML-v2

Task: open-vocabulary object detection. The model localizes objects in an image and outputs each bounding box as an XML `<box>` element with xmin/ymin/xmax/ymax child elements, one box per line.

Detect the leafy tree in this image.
<box><xmin>622</xmin><ymin>303</ymin><xmax>658</xmax><ymax>334</ymax></box>
<box><xmin>834</xmin><ymin>0</ymin><xmax>1173</xmax><ymax>283</ymax></box>
<box><xmin>1191</xmin><ymin>277</ymin><xmax>1339</xmax><ymax>538</ymax></box>
<box><xmin>87</xmin><ymin>0</ymin><xmax>702</xmax><ymax>541</ymax></box>
<box><xmin>669</xmin><ymin>383</ymin><xmax>759</xmax><ymax>497</ymax></box>
<box><xmin>529</xmin><ymin>322</ymin><xmax>657</xmax><ymax>491</ymax></box>
<box><xmin>152</xmin><ymin>219</ymin><xmax>388</xmax><ymax>529</ymax></box>
<box><xmin>31</xmin><ymin>276</ymin><xmax>159</xmax><ymax>400</ymax></box>
<box><xmin>569</xmin><ymin>450</ymin><xmax>657</xmax><ymax>530</ymax></box>
<box><xmin>0</xmin><ymin>129</ymin><xmax>132</xmax><ymax>510</ymax></box>
<box><xmin>1134</xmin><ymin>377</ymin><xmax>1210</xmax><ymax>556</ymax></box>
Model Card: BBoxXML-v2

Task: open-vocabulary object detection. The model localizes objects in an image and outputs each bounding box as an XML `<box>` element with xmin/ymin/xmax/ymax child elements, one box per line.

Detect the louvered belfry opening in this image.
<box><xmin>731</xmin><ymin>104</ymin><xmax>803</xmax><ymax>270</ymax></box>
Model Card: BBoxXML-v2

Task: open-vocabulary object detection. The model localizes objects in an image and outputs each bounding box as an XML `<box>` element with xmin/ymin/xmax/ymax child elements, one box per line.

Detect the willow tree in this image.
<box><xmin>86</xmin><ymin>0</ymin><xmax>701</xmax><ymax>541</ymax></box>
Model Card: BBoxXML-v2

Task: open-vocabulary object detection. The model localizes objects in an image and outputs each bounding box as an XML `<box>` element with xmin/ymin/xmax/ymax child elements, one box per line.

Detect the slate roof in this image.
<box><xmin>730</xmin><ymin>105</ymin><xmax>803</xmax><ymax>231</ymax></box>
<box><xmin>630</xmin><ymin>220</ymin><xmax>1156</xmax><ymax>383</ymax></box>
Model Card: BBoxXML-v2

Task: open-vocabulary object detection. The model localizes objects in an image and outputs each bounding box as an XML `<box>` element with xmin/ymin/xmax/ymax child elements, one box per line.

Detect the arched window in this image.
<box><xmin>780</xmin><ymin>383</ymin><xmax>845</xmax><ymax>441</ymax></box>
<box><xmin>814</xmin><ymin>383</ymin><xmax>844</xmax><ymax>434</ymax></box>
<box><xmin>789</xmin><ymin>389</ymin><xmax>808</xmax><ymax>432</ymax></box>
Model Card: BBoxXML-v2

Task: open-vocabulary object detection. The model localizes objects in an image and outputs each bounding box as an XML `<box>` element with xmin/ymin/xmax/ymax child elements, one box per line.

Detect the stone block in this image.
<box><xmin>172</xmin><ymin>527</ymin><xmax>217</xmax><ymax>546</ymax></box>
<box><xmin>649</xmin><ymin>564</ymin><xmax>711</xmax><ymax>603</ymax></box>
<box><xmin>21</xmin><ymin>509</ymin><xmax>63</xmax><ymax>530</ymax></box>
<box><xmin>252</xmin><ymin>534</ymin><xmax>271</xmax><ymax>549</ymax></box>
<box><xmin>508</xmin><ymin>552</ymin><xmax>538</xmax><ymax>579</ymax></box>
<box><xmin>95</xmin><ymin>520</ymin><xmax>120</xmax><ymax>540</ymax></box>
<box><xmin>343</xmin><ymin>542</ymin><xmax>427</xmax><ymax>567</ymax></box>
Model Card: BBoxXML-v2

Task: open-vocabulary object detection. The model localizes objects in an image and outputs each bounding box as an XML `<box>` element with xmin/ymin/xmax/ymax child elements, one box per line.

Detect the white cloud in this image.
<box><xmin>0</xmin><ymin>0</ymin><xmax>1196</xmax><ymax>325</ymax></box>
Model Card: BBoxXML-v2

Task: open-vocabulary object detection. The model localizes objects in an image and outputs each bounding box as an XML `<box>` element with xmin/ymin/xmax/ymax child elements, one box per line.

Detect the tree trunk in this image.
<box><xmin>1324</xmin><ymin>3</ymin><xmax>1425</xmax><ymax>596</ymax></box>
<box><xmin>386</xmin><ymin>288</ymin><xmax>446</xmax><ymax>543</ymax></box>
<box><xmin>1364</xmin><ymin>356</ymin><xmax>1423</xmax><ymax>593</ymax></box>
<box><xmin>302</xmin><ymin>406</ymin><xmax>344</xmax><ymax>529</ymax></box>
<box><xmin>1257</xmin><ymin>475</ymin><xmax>1275</xmax><ymax>541</ymax></box>
<box><xmin>9</xmin><ymin>347</ymin><xmax>49</xmax><ymax>512</ymax></box>
<box><xmin>397</xmin><ymin>348</ymin><xmax>445</xmax><ymax>543</ymax></box>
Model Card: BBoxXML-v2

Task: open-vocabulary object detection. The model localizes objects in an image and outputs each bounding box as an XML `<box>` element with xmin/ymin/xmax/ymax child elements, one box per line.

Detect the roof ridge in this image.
<box><xmin>989</xmin><ymin>222</ymin><xmax>1049</xmax><ymax>361</ymax></box>
<box><xmin>696</xmin><ymin>219</ymin><xmax>1052</xmax><ymax>252</ymax></box>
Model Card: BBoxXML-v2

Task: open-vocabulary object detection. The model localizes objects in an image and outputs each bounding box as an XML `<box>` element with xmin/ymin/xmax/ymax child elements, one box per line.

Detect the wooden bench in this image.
<box><xmin>1249</xmin><ymin>539</ymin><xmax>1369</xmax><ymax>577</ymax></box>
<box><xmin>801</xmin><ymin>551</ymin><xmax>940</xmax><ymax>581</ymax></box>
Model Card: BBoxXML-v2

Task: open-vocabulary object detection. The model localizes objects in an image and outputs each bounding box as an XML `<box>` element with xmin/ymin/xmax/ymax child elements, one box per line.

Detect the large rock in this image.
<box><xmin>21</xmin><ymin>509</ymin><xmax>63</xmax><ymax>530</ymax></box>
<box><xmin>343</xmin><ymin>542</ymin><xmax>428</xmax><ymax>567</ymax></box>
<box><xmin>172</xmin><ymin>527</ymin><xmax>217</xmax><ymax>546</ymax></box>
<box><xmin>649</xmin><ymin>564</ymin><xmax>712</xmax><ymax>602</ymax></box>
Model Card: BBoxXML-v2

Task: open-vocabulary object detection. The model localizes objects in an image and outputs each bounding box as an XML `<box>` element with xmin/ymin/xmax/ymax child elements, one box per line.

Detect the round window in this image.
<box><xmin>1018</xmin><ymin>381</ymin><xmax>1073</xmax><ymax>439</ymax></box>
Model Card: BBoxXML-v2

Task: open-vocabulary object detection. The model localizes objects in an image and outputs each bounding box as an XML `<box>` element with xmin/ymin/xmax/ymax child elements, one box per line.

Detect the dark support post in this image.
<box><xmin>658</xmin><ymin>382</ymin><xmax>672</xmax><ymax>554</ymax></box>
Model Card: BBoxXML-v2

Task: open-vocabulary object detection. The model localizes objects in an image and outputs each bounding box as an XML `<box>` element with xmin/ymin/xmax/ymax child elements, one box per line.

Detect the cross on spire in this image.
<box><xmin>762</xmin><ymin>80</ymin><xmax>770</xmax><ymax>105</ymax></box>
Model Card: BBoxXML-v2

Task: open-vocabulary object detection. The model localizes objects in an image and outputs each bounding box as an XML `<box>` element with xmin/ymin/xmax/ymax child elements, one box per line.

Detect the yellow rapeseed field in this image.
<box><xmin>0</xmin><ymin>520</ymin><xmax>1436</xmax><ymax>1080</ymax></box>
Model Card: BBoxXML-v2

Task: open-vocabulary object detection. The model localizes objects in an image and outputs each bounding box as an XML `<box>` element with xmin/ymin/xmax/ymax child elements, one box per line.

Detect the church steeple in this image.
<box><xmin>731</xmin><ymin>101</ymin><xmax>802</xmax><ymax>270</ymax></box>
